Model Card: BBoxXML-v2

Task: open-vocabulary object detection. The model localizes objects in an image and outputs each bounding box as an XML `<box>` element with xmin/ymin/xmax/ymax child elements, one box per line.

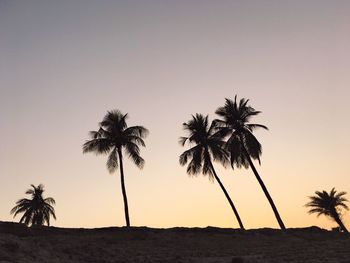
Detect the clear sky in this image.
<box><xmin>1</xmin><ymin>0</ymin><xmax>350</xmax><ymax>230</ymax></box>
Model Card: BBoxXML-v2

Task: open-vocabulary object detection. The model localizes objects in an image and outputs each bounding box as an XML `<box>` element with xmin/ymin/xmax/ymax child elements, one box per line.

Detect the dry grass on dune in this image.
<box><xmin>0</xmin><ymin>221</ymin><xmax>350</xmax><ymax>263</ymax></box>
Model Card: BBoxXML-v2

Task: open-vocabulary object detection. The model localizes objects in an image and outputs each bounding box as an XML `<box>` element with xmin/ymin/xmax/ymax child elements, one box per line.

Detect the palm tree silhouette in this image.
<box><xmin>215</xmin><ymin>96</ymin><xmax>285</xmax><ymax>230</ymax></box>
<box><xmin>10</xmin><ymin>184</ymin><xmax>56</xmax><ymax>226</ymax></box>
<box><xmin>83</xmin><ymin>110</ymin><xmax>148</xmax><ymax>227</ymax></box>
<box><xmin>306</xmin><ymin>188</ymin><xmax>349</xmax><ymax>233</ymax></box>
<box><xmin>179</xmin><ymin>114</ymin><xmax>245</xmax><ymax>229</ymax></box>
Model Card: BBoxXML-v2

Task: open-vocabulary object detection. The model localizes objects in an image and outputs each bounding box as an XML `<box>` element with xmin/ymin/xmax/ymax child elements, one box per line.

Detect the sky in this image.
<box><xmin>1</xmin><ymin>0</ymin><xmax>350</xmax><ymax>230</ymax></box>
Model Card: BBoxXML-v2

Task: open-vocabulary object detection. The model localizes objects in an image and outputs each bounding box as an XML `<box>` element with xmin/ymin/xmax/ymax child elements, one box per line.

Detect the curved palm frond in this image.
<box><xmin>178</xmin><ymin>136</ymin><xmax>188</xmax><ymax>146</ymax></box>
<box><xmin>243</xmin><ymin>130</ymin><xmax>262</xmax><ymax>164</ymax></box>
<box><xmin>82</xmin><ymin>138</ymin><xmax>112</xmax><ymax>155</ymax></box>
<box><xmin>107</xmin><ymin>147</ymin><xmax>119</xmax><ymax>173</ymax></box>
<box><xmin>125</xmin><ymin>142</ymin><xmax>145</xmax><ymax>169</ymax></box>
<box><xmin>44</xmin><ymin>197</ymin><xmax>56</xmax><ymax>205</ymax></box>
<box><xmin>247</xmin><ymin>124</ymin><xmax>268</xmax><ymax>131</ymax></box>
<box><xmin>124</xmin><ymin>125</ymin><xmax>149</xmax><ymax>139</ymax></box>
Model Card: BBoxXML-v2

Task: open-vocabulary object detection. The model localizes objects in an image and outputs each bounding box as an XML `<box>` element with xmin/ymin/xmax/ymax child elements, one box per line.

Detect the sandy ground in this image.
<box><xmin>0</xmin><ymin>221</ymin><xmax>350</xmax><ymax>263</ymax></box>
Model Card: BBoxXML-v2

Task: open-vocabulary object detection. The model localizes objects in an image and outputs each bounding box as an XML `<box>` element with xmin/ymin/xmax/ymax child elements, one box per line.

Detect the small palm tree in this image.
<box><xmin>306</xmin><ymin>188</ymin><xmax>349</xmax><ymax>233</ymax></box>
<box><xmin>179</xmin><ymin>114</ymin><xmax>245</xmax><ymax>229</ymax></box>
<box><xmin>10</xmin><ymin>184</ymin><xmax>56</xmax><ymax>226</ymax></box>
<box><xmin>83</xmin><ymin>110</ymin><xmax>148</xmax><ymax>227</ymax></box>
<box><xmin>215</xmin><ymin>95</ymin><xmax>285</xmax><ymax>230</ymax></box>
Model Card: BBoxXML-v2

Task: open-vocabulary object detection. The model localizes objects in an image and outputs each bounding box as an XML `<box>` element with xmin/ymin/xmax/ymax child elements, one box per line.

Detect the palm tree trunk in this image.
<box><xmin>240</xmin><ymin>140</ymin><xmax>286</xmax><ymax>230</ymax></box>
<box><xmin>333</xmin><ymin>213</ymin><xmax>349</xmax><ymax>233</ymax></box>
<box><xmin>208</xmin><ymin>161</ymin><xmax>245</xmax><ymax>230</ymax></box>
<box><xmin>118</xmin><ymin>149</ymin><xmax>130</xmax><ymax>227</ymax></box>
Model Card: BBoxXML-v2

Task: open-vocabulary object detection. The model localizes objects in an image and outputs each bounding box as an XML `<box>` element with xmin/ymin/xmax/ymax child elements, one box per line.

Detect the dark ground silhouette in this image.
<box><xmin>1</xmin><ymin>221</ymin><xmax>349</xmax><ymax>263</ymax></box>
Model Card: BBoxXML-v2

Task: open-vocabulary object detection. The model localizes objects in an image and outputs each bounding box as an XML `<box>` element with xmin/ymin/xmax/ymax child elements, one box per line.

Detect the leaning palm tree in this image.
<box><xmin>10</xmin><ymin>184</ymin><xmax>56</xmax><ymax>226</ymax></box>
<box><xmin>83</xmin><ymin>110</ymin><xmax>148</xmax><ymax>227</ymax></box>
<box><xmin>305</xmin><ymin>188</ymin><xmax>349</xmax><ymax>233</ymax></box>
<box><xmin>215</xmin><ymin>96</ymin><xmax>286</xmax><ymax>230</ymax></box>
<box><xmin>179</xmin><ymin>114</ymin><xmax>245</xmax><ymax>229</ymax></box>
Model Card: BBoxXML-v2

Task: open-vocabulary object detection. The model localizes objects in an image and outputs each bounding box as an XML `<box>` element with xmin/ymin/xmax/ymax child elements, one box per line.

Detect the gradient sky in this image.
<box><xmin>1</xmin><ymin>0</ymin><xmax>350</xmax><ymax>230</ymax></box>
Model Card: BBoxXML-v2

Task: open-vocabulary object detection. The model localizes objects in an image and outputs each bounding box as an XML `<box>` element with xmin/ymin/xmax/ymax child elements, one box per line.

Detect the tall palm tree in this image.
<box><xmin>215</xmin><ymin>96</ymin><xmax>286</xmax><ymax>230</ymax></box>
<box><xmin>306</xmin><ymin>188</ymin><xmax>349</xmax><ymax>233</ymax></box>
<box><xmin>179</xmin><ymin>114</ymin><xmax>245</xmax><ymax>229</ymax></box>
<box><xmin>10</xmin><ymin>184</ymin><xmax>56</xmax><ymax>226</ymax></box>
<box><xmin>83</xmin><ymin>110</ymin><xmax>148</xmax><ymax>227</ymax></box>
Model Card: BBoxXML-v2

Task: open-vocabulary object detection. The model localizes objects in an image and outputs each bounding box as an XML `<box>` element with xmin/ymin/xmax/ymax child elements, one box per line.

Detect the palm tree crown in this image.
<box><xmin>215</xmin><ymin>95</ymin><xmax>268</xmax><ymax>168</ymax></box>
<box><xmin>11</xmin><ymin>184</ymin><xmax>56</xmax><ymax>226</ymax></box>
<box><xmin>306</xmin><ymin>188</ymin><xmax>349</xmax><ymax>233</ymax></box>
<box><xmin>179</xmin><ymin>114</ymin><xmax>245</xmax><ymax>229</ymax></box>
<box><xmin>83</xmin><ymin>110</ymin><xmax>148</xmax><ymax>172</ymax></box>
<box><xmin>83</xmin><ymin>110</ymin><xmax>148</xmax><ymax>227</ymax></box>
<box><xmin>179</xmin><ymin>114</ymin><xmax>228</xmax><ymax>177</ymax></box>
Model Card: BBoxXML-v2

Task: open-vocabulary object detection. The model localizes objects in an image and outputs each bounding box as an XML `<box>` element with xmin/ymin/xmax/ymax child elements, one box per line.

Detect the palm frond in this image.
<box><xmin>179</xmin><ymin>145</ymin><xmax>201</xmax><ymax>166</ymax></box>
<box><xmin>247</xmin><ymin>124</ymin><xmax>269</xmax><ymax>131</ymax></box>
<box><xmin>226</xmin><ymin>134</ymin><xmax>249</xmax><ymax>169</ymax></box>
<box><xmin>44</xmin><ymin>197</ymin><xmax>56</xmax><ymax>205</ymax></box>
<box><xmin>125</xmin><ymin>143</ymin><xmax>145</xmax><ymax>169</ymax></box>
<box><xmin>179</xmin><ymin>136</ymin><xmax>188</xmax><ymax>146</ymax></box>
<box><xmin>208</xmin><ymin>140</ymin><xmax>229</xmax><ymax>167</ymax></box>
<box><xmin>124</xmin><ymin>126</ymin><xmax>149</xmax><ymax>138</ymax></box>
<box><xmin>242</xmin><ymin>131</ymin><xmax>262</xmax><ymax>164</ymax></box>
<box><xmin>186</xmin><ymin>147</ymin><xmax>203</xmax><ymax>175</ymax></box>
<box><xmin>202</xmin><ymin>151</ymin><xmax>214</xmax><ymax>180</ymax></box>
<box><xmin>125</xmin><ymin>135</ymin><xmax>146</xmax><ymax>147</ymax></box>
<box><xmin>82</xmin><ymin>138</ymin><xmax>112</xmax><ymax>155</ymax></box>
<box><xmin>107</xmin><ymin>147</ymin><xmax>119</xmax><ymax>173</ymax></box>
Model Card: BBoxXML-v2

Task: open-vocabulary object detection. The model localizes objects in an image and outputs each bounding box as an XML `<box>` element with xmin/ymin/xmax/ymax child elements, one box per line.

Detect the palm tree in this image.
<box><xmin>83</xmin><ymin>110</ymin><xmax>148</xmax><ymax>227</ymax></box>
<box><xmin>10</xmin><ymin>184</ymin><xmax>56</xmax><ymax>226</ymax></box>
<box><xmin>179</xmin><ymin>114</ymin><xmax>245</xmax><ymax>229</ymax></box>
<box><xmin>305</xmin><ymin>188</ymin><xmax>349</xmax><ymax>233</ymax></box>
<box><xmin>215</xmin><ymin>95</ymin><xmax>286</xmax><ymax>230</ymax></box>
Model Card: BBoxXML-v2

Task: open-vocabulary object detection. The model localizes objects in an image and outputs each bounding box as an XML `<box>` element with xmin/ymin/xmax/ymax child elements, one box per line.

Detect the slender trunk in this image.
<box><xmin>240</xmin><ymin>138</ymin><xmax>286</xmax><ymax>230</ymax></box>
<box><xmin>208</xmin><ymin>159</ymin><xmax>245</xmax><ymax>230</ymax></box>
<box><xmin>118</xmin><ymin>149</ymin><xmax>130</xmax><ymax>227</ymax></box>
<box><xmin>333</xmin><ymin>213</ymin><xmax>349</xmax><ymax>233</ymax></box>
